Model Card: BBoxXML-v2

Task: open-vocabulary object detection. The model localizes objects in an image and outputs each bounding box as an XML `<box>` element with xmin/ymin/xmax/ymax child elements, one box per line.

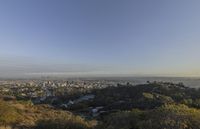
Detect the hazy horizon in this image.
<box><xmin>1</xmin><ymin>0</ymin><xmax>200</xmax><ymax>78</ymax></box>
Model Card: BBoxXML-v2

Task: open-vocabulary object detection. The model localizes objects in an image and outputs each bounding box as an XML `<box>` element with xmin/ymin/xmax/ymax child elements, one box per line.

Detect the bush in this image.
<box><xmin>0</xmin><ymin>100</ymin><xmax>21</xmax><ymax>127</ymax></box>
<box><xmin>99</xmin><ymin>104</ymin><xmax>200</xmax><ymax>129</ymax></box>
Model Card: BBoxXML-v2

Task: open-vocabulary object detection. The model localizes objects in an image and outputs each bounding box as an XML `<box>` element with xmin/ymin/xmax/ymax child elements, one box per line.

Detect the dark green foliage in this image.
<box><xmin>98</xmin><ymin>109</ymin><xmax>143</xmax><ymax>129</ymax></box>
<box><xmin>99</xmin><ymin>104</ymin><xmax>200</xmax><ymax>129</ymax></box>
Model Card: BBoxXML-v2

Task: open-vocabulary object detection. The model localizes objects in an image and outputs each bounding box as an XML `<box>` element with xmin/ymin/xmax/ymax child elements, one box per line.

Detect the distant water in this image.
<box><xmin>97</xmin><ymin>77</ymin><xmax>200</xmax><ymax>88</ymax></box>
<box><xmin>127</xmin><ymin>77</ymin><xmax>200</xmax><ymax>88</ymax></box>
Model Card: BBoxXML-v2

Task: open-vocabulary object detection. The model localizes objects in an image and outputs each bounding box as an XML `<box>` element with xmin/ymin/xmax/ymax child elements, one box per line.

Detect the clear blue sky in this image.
<box><xmin>1</xmin><ymin>0</ymin><xmax>200</xmax><ymax>77</ymax></box>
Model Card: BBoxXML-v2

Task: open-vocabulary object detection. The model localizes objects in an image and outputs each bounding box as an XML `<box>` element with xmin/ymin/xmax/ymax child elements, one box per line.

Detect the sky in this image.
<box><xmin>1</xmin><ymin>0</ymin><xmax>200</xmax><ymax>78</ymax></box>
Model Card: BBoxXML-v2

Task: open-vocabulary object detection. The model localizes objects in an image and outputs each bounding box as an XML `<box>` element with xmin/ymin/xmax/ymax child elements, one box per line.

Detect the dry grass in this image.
<box><xmin>0</xmin><ymin>100</ymin><xmax>97</xmax><ymax>129</ymax></box>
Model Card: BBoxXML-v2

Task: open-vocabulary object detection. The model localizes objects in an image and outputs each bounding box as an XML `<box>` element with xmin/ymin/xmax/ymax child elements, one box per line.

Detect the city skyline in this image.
<box><xmin>1</xmin><ymin>0</ymin><xmax>200</xmax><ymax>78</ymax></box>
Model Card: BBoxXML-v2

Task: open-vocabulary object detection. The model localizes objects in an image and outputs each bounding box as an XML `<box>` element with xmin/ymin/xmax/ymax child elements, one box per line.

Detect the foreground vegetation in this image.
<box><xmin>98</xmin><ymin>104</ymin><xmax>200</xmax><ymax>129</ymax></box>
<box><xmin>2</xmin><ymin>81</ymin><xmax>200</xmax><ymax>129</ymax></box>
<box><xmin>0</xmin><ymin>100</ymin><xmax>96</xmax><ymax>129</ymax></box>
